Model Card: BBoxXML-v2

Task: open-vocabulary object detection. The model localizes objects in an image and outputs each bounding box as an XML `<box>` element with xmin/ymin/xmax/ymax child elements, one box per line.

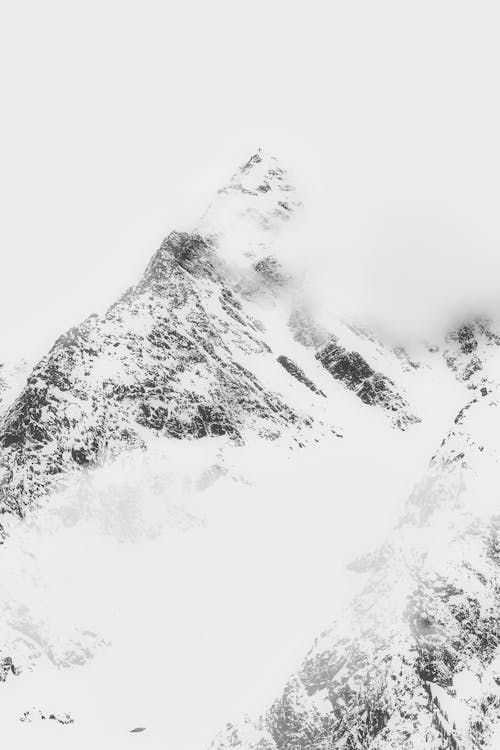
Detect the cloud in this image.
<box><xmin>2</xmin><ymin>1</ymin><xmax>500</xmax><ymax>358</ymax></box>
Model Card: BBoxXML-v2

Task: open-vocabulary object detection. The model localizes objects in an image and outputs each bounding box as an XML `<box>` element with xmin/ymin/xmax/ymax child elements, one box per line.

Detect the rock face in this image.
<box><xmin>444</xmin><ymin>319</ymin><xmax>500</xmax><ymax>387</ymax></box>
<box><xmin>0</xmin><ymin>229</ymin><xmax>328</xmax><ymax>516</ymax></box>
<box><xmin>315</xmin><ymin>336</ymin><xmax>419</xmax><ymax>429</ymax></box>
<box><xmin>276</xmin><ymin>356</ymin><xmax>326</xmax><ymax>398</ymax></box>
<box><xmin>0</xmin><ymin>655</ymin><xmax>19</xmax><ymax>682</ymax></box>
<box><xmin>2</xmin><ymin>153</ymin><xmax>499</xmax><ymax>520</ymax></box>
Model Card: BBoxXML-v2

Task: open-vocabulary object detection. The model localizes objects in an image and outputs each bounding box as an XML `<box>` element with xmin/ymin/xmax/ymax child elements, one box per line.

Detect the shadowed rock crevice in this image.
<box><xmin>277</xmin><ymin>355</ymin><xmax>326</xmax><ymax>397</ymax></box>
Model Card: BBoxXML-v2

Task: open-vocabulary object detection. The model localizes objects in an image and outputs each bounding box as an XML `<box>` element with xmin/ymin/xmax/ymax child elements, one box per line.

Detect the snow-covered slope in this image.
<box><xmin>0</xmin><ymin>228</ymin><xmax>340</xmax><ymax>517</ymax></box>
<box><xmin>198</xmin><ymin>149</ymin><xmax>302</xmax><ymax>265</ymax></box>
<box><xmin>2</xmin><ymin>150</ymin><xmax>500</xmax><ymax>749</ymax></box>
<box><xmin>0</xmin><ymin>361</ymin><xmax>29</xmax><ymax>419</ymax></box>
<box><xmin>0</xmin><ymin>150</ymin><xmax>435</xmax><ymax>519</ymax></box>
<box><xmin>210</xmin><ymin>364</ymin><xmax>500</xmax><ymax>749</ymax></box>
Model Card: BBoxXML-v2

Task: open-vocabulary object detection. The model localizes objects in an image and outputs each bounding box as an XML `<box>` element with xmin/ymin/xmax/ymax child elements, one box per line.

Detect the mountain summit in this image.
<box><xmin>1</xmin><ymin>153</ymin><xmax>497</xmax><ymax>520</ymax></box>
<box><xmin>0</xmin><ymin>151</ymin><xmax>426</xmax><ymax>518</ymax></box>
<box><xmin>198</xmin><ymin>149</ymin><xmax>302</xmax><ymax>263</ymax></box>
<box><xmin>0</xmin><ymin>152</ymin><xmax>322</xmax><ymax>517</ymax></box>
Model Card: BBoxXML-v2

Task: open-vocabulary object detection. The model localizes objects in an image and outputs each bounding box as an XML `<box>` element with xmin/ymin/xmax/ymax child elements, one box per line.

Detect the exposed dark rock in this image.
<box><xmin>318</xmin><ymin>341</ymin><xmax>374</xmax><ymax>388</ymax></box>
<box><xmin>0</xmin><ymin>656</ymin><xmax>20</xmax><ymax>681</ymax></box>
<box><xmin>253</xmin><ymin>256</ymin><xmax>289</xmax><ymax>286</ymax></box>
<box><xmin>316</xmin><ymin>337</ymin><xmax>418</xmax><ymax>428</ymax></box>
<box><xmin>277</xmin><ymin>355</ymin><xmax>326</xmax><ymax>397</ymax></box>
<box><xmin>457</xmin><ymin>324</ymin><xmax>478</xmax><ymax>355</ymax></box>
<box><xmin>444</xmin><ymin>318</ymin><xmax>500</xmax><ymax>387</ymax></box>
<box><xmin>0</xmin><ymin>230</ymin><xmax>333</xmax><ymax>515</ymax></box>
<box><xmin>20</xmin><ymin>709</ymin><xmax>74</xmax><ymax>725</ymax></box>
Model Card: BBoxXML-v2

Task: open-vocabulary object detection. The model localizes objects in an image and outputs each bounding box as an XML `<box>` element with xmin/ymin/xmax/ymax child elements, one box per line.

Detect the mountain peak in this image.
<box><xmin>226</xmin><ymin>148</ymin><xmax>295</xmax><ymax>198</ymax></box>
<box><xmin>198</xmin><ymin>149</ymin><xmax>302</xmax><ymax>264</ymax></box>
<box><xmin>238</xmin><ymin>147</ymin><xmax>276</xmax><ymax>173</ymax></box>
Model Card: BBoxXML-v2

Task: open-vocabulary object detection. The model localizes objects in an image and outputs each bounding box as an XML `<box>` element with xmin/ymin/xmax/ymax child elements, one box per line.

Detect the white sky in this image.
<box><xmin>2</xmin><ymin>0</ymin><xmax>500</xmax><ymax>359</ymax></box>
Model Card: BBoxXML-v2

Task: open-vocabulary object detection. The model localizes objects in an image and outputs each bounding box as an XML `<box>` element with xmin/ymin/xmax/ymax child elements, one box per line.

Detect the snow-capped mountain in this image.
<box><xmin>0</xmin><ymin>152</ymin><xmax>331</xmax><ymax>517</ymax></box>
<box><xmin>1</xmin><ymin>150</ymin><xmax>500</xmax><ymax>749</ymax></box>
<box><xmin>0</xmin><ymin>150</ymin><xmax>429</xmax><ymax>519</ymax></box>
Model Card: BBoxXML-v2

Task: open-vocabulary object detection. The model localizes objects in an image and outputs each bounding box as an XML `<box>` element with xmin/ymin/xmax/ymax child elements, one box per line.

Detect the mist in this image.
<box><xmin>0</xmin><ymin>423</ymin><xmax>437</xmax><ymax>748</ymax></box>
<box><xmin>2</xmin><ymin>1</ymin><xmax>500</xmax><ymax>360</ymax></box>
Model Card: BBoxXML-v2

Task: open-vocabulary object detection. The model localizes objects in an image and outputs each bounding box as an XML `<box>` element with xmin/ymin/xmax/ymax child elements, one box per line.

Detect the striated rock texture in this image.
<box><xmin>315</xmin><ymin>336</ymin><xmax>419</xmax><ymax>430</ymax></box>
<box><xmin>276</xmin><ymin>356</ymin><xmax>326</xmax><ymax>398</ymax></box>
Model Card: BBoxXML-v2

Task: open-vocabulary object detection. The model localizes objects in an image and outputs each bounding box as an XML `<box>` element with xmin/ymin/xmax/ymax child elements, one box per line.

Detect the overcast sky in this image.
<box><xmin>2</xmin><ymin>0</ymin><xmax>500</xmax><ymax>359</ymax></box>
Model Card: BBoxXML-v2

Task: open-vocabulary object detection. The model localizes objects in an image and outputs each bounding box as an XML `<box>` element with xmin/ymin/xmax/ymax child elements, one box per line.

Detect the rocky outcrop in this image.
<box><xmin>253</xmin><ymin>256</ymin><xmax>290</xmax><ymax>287</ymax></box>
<box><xmin>277</xmin><ymin>355</ymin><xmax>326</xmax><ymax>397</ymax></box>
<box><xmin>20</xmin><ymin>709</ymin><xmax>74</xmax><ymax>725</ymax></box>
<box><xmin>316</xmin><ymin>336</ymin><xmax>419</xmax><ymax>429</ymax></box>
<box><xmin>444</xmin><ymin>318</ymin><xmax>500</xmax><ymax>388</ymax></box>
<box><xmin>0</xmin><ymin>655</ymin><xmax>20</xmax><ymax>681</ymax></box>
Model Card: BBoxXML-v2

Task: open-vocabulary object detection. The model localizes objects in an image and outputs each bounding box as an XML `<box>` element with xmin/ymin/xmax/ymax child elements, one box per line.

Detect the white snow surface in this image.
<box><xmin>0</xmin><ymin>416</ymin><xmax>448</xmax><ymax>749</ymax></box>
<box><xmin>1</xmin><ymin>151</ymin><xmax>500</xmax><ymax>749</ymax></box>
